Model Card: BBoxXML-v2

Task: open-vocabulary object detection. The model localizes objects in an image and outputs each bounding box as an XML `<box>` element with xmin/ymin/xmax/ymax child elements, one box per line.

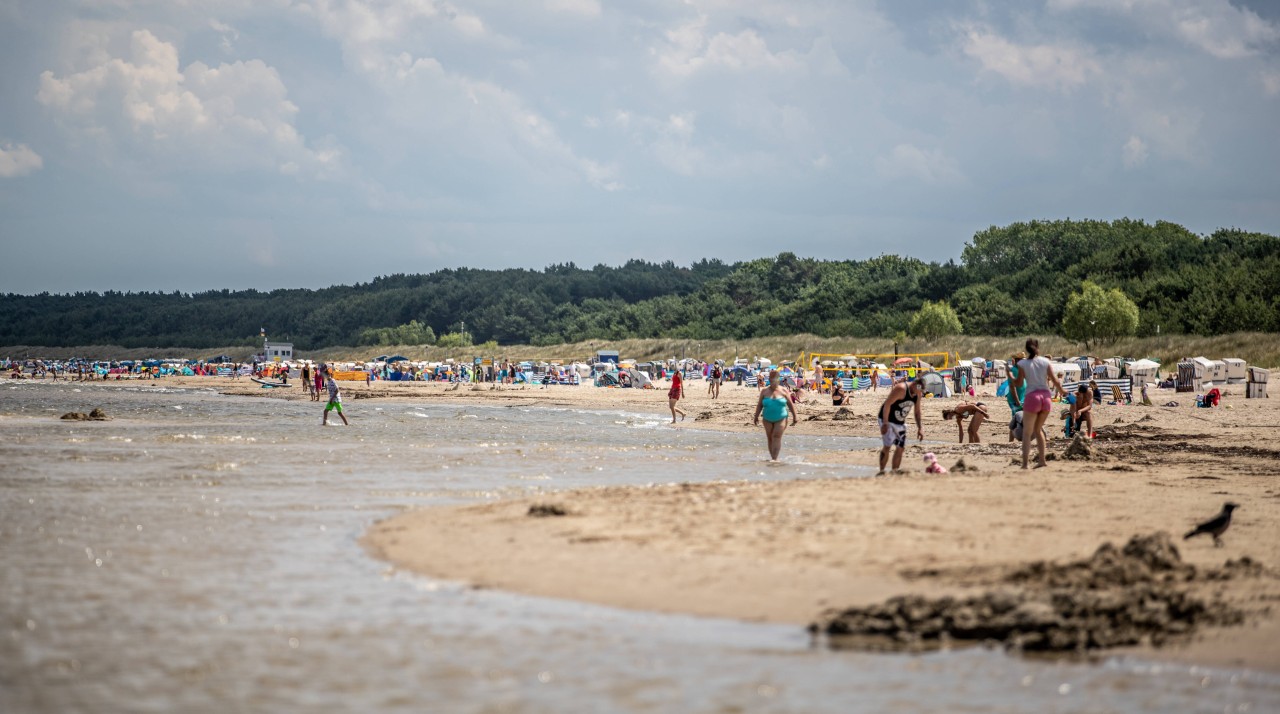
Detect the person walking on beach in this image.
<box><xmin>312</xmin><ymin>363</ymin><xmax>325</xmax><ymax>402</ymax></box>
<box><xmin>708</xmin><ymin>363</ymin><xmax>722</xmax><ymax>399</ymax></box>
<box><xmin>753</xmin><ymin>369</ymin><xmax>798</xmax><ymax>461</ymax></box>
<box><xmin>1009</xmin><ymin>338</ymin><xmax>1066</xmax><ymax>469</ymax></box>
<box><xmin>668</xmin><ymin>368</ymin><xmax>686</xmax><ymax>423</ymax></box>
<box><xmin>877</xmin><ymin>376</ymin><xmax>924</xmax><ymax>474</ymax></box>
<box><xmin>322</xmin><ymin>366</ymin><xmax>349</xmax><ymax>426</ymax></box>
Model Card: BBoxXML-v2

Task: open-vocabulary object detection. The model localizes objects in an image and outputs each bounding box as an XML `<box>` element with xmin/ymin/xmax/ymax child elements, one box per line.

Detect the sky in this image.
<box><xmin>1</xmin><ymin>0</ymin><xmax>1278</xmax><ymax>294</ymax></box>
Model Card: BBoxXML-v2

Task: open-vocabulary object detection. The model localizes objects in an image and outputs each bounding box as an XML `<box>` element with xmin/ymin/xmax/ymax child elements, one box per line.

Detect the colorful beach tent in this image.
<box><xmin>920</xmin><ymin>372</ymin><xmax>947</xmax><ymax>398</ymax></box>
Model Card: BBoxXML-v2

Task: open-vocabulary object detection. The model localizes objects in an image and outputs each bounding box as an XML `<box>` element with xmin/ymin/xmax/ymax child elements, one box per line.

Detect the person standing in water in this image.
<box><xmin>312</xmin><ymin>364</ymin><xmax>325</xmax><ymax>402</ymax></box>
<box><xmin>668</xmin><ymin>368</ymin><xmax>686</xmax><ymax>423</ymax></box>
<box><xmin>753</xmin><ymin>369</ymin><xmax>798</xmax><ymax>461</ymax></box>
<box><xmin>877</xmin><ymin>376</ymin><xmax>925</xmax><ymax>474</ymax></box>
<box><xmin>1010</xmin><ymin>338</ymin><xmax>1066</xmax><ymax>469</ymax></box>
<box><xmin>321</xmin><ymin>366</ymin><xmax>349</xmax><ymax>426</ymax></box>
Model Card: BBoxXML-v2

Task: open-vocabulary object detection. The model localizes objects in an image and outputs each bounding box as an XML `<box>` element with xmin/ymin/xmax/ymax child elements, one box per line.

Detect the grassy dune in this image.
<box><xmin>7</xmin><ymin>332</ymin><xmax>1280</xmax><ymax>368</ymax></box>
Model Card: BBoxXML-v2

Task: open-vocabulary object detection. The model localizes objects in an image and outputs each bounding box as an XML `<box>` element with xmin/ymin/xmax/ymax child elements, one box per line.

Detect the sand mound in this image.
<box><xmin>813</xmin><ymin>533</ymin><xmax>1249</xmax><ymax>654</ymax></box>
<box><xmin>1063</xmin><ymin>434</ymin><xmax>1106</xmax><ymax>461</ymax></box>
<box><xmin>60</xmin><ymin>408</ymin><xmax>110</xmax><ymax>421</ymax></box>
<box><xmin>1008</xmin><ymin>532</ymin><xmax>1187</xmax><ymax>589</ymax></box>
<box><xmin>832</xmin><ymin>407</ymin><xmax>857</xmax><ymax>421</ymax></box>
<box><xmin>951</xmin><ymin>458</ymin><xmax>978</xmax><ymax>473</ymax></box>
<box><xmin>527</xmin><ymin>504</ymin><xmax>567</xmax><ymax>518</ymax></box>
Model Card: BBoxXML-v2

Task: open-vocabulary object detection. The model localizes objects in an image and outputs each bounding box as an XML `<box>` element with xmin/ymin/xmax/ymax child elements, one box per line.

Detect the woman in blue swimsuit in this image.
<box><xmin>753</xmin><ymin>369</ymin><xmax>798</xmax><ymax>461</ymax></box>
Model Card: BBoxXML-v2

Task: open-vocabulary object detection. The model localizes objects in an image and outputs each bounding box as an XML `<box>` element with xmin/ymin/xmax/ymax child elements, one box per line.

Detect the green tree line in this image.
<box><xmin>2</xmin><ymin>220</ymin><xmax>1276</xmax><ymax>349</ymax></box>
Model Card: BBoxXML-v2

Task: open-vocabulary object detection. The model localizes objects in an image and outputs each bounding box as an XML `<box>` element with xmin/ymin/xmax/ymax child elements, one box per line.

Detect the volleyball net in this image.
<box><xmin>799</xmin><ymin>351</ymin><xmax>953</xmax><ymax>375</ymax></box>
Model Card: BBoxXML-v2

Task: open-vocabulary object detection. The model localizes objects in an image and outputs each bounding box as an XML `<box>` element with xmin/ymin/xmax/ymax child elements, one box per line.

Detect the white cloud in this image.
<box><xmin>1133</xmin><ymin>109</ymin><xmax>1202</xmax><ymax>164</ymax></box>
<box><xmin>37</xmin><ymin>29</ymin><xmax>336</xmax><ymax>176</ymax></box>
<box><xmin>544</xmin><ymin>0</ymin><xmax>600</xmax><ymax>18</ymax></box>
<box><xmin>629</xmin><ymin>111</ymin><xmax>705</xmax><ymax>177</ymax></box>
<box><xmin>294</xmin><ymin>0</ymin><xmax>504</xmax><ymax>71</ymax></box>
<box><xmin>653</xmin><ymin>16</ymin><xmax>804</xmax><ymax>77</ymax></box>
<box><xmin>1262</xmin><ymin>69</ymin><xmax>1280</xmax><ymax>96</ymax></box>
<box><xmin>209</xmin><ymin>18</ymin><xmax>240</xmax><ymax>53</ymax></box>
<box><xmin>383</xmin><ymin>52</ymin><xmax>619</xmax><ymax>190</ymax></box>
<box><xmin>0</xmin><ymin>141</ymin><xmax>44</xmax><ymax>178</ymax></box>
<box><xmin>296</xmin><ymin>1</ymin><xmax>615</xmax><ymax>191</ymax></box>
<box><xmin>962</xmin><ymin>28</ymin><xmax>1100</xmax><ymax>90</ymax></box>
<box><xmin>1122</xmin><ymin>135</ymin><xmax>1149</xmax><ymax>168</ymax></box>
<box><xmin>875</xmin><ymin>143</ymin><xmax>964</xmax><ymax>184</ymax></box>
<box><xmin>1048</xmin><ymin>0</ymin><xmax>1280</xmax><ymax>59</ymax></box>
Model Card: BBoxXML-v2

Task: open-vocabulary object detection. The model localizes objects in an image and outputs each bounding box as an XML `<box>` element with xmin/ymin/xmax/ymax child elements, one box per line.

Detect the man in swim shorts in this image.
<box><xmin>877</xmin><ymin>377</ymin><xmax>924</xmax><ymax>474</ymax></box>
<box><xmin>322</xmin><ymin>367</ymin><xmax>349</xmax><ymax>426</ymax></box>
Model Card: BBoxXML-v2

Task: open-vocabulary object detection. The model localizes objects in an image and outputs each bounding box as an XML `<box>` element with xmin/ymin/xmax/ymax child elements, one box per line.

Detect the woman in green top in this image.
<box><xmin>753</xmin><ymin>369</ymin><xmax>799</xmax><ymax>461</ymax></box>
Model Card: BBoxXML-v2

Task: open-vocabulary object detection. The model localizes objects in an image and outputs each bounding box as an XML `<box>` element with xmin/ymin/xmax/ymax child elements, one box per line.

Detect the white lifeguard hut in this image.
<box><xmin>263</xmin><ymin>340</ymin><xmax>293</xmax><ymax>362</ymax></box>
<box><xmin>258</xmin><ymin>326</ymin><xmax>293</xmax><ymax>363</ymax></box>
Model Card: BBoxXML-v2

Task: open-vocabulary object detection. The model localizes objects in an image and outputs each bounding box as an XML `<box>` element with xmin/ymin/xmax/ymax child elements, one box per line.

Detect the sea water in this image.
<box><xmin>1</xmin><ymin>381</ymin><xmax>1275</xmax><ymax>713</ymax></box>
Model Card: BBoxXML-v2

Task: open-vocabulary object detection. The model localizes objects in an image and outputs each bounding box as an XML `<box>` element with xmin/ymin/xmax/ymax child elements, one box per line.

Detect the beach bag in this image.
<box><xmin>996</xmin><ymin>381</ymin><xmax>1009</xmax><ymax>398</ymax></box>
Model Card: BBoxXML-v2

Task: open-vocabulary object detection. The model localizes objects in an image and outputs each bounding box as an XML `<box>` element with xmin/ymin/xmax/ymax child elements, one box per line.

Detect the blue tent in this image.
<box><xmin>386</xmin><ymin>356</ymin><xmax>409</xmax><ymax>363</ymax></box>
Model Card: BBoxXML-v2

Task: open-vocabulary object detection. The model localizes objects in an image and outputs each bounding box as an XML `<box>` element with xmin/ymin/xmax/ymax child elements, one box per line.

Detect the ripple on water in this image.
<box><xmin>156</xmin><ymin>434</ymin><xmax>208</xmax><ymax>443</ymax></box>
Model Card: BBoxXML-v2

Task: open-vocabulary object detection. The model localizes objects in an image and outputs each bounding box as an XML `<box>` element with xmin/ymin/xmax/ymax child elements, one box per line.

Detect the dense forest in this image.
<box><xmin>3</xmin><ymin>219</ymin><xmax>1277</xmax><ymax>349</ymax></box>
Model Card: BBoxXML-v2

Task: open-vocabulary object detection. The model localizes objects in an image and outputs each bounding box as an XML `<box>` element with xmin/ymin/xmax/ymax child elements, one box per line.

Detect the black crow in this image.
<box><xmin>1184</xmin><ymin>502</ymin><xmax>1239</xmax><ymax>547</ymax></box>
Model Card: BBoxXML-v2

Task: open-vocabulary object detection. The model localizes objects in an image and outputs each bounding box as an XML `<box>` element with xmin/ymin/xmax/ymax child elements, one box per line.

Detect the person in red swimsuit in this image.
<box><xmin>668</xmin><ymin>369</ymin><xmax>686</xmax><ymax>423</ymax></box>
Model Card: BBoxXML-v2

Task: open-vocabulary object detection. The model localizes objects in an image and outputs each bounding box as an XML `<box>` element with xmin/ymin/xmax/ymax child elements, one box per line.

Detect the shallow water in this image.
<box><xmin>1</xmin><ymin>381</ymin><xmax>1276</xmax><ymax>713</ymax></box>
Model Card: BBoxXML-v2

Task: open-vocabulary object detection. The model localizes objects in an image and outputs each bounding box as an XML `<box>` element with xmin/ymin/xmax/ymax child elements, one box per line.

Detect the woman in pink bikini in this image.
<box><xmin>1009</xmin><ymin>338</ymin><xmax>1066</xmax><ymax>469</ymax></box>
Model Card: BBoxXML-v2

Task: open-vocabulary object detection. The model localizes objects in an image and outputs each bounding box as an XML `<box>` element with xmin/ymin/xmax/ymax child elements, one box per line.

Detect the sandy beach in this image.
<box><xmin>51</xmin><ymin>374</ymin><xmax>1280</xmax><ymax>671</ymax></box>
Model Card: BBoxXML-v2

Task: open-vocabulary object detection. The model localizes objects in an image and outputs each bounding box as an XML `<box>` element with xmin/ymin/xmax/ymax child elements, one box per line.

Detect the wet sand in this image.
<box><xmin>50</xmin><ymin>374</ymin><xmax>1280</xmax><ymax>670</ymax></box>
